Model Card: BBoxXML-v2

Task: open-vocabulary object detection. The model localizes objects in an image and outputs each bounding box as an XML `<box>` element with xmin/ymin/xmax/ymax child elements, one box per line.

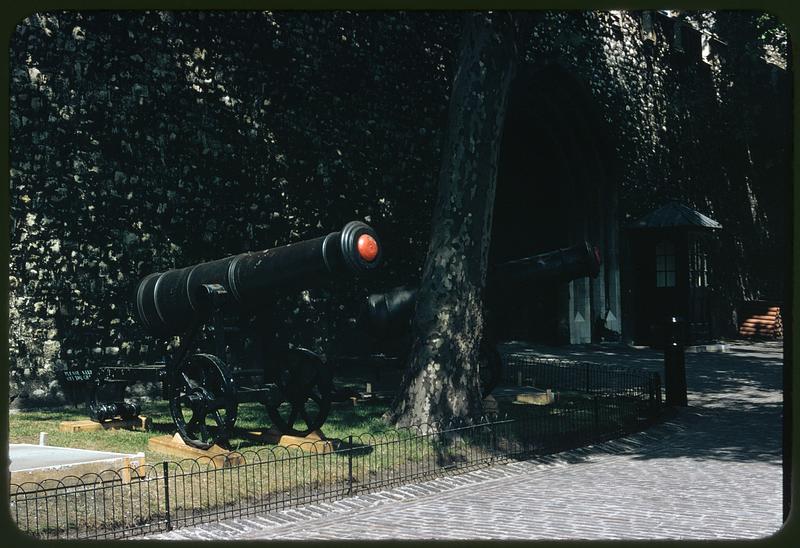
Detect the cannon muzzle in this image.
<box><xmin>136</xmin><ymin>221</ymin><xmax>382</xmax><ymax>336</ymax></box>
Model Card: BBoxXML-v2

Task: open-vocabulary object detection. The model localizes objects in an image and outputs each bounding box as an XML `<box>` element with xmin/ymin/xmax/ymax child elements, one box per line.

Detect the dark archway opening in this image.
<box><xmin>489</xmin><ymin>65</ymin><xmax>618</xmax><ymax>345</ymax></box>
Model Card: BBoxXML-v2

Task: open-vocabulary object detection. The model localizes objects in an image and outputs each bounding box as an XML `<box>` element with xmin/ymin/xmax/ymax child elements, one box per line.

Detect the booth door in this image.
<box><xmin>687</xmin><ymin>238</ymin><xmax>711</xmax><ymax>342</ymax></box>
<box><xmin>633</xmin><ymin>237</ymin><xmax>680</xmax><ymax>346</ymax></box>
<box><xmin>651</xmin><ymin>239</ymin><xmax>681</xmax><ymax>342</ymax></box>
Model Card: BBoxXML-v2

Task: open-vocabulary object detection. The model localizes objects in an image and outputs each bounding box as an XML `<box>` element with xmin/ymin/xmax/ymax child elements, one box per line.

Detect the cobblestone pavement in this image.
<box><xmin>146</xmin><ymin>341</ymin><xmax>785</xmax><ymax>541</ymax></box>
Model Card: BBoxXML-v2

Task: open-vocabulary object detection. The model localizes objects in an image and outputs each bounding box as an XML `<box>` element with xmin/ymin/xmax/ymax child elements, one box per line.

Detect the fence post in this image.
<box><xmin>585</xmin><ymin>363</ymin><xmax>590</xmax><ymax>393</ymax></box>
<box><xmin>656</xmin><ymin>373</ymin><xmax>663</xmax><ymax>405</ymax></box>
<box><xmin>593</xmin><ymin>396</ymin><xmax>599</xmax><ymax>430</ymax></box>
<box><xmin>490</xmin><ymin>420</ymin><xmax>497</xmax><ymax>463</ymax></box>
<box><xmin>163</xmin><ymin>462</ymin><xmax>172</xmax><ymax>531</ymax></box>
<box><xmin>664</xmin><ymin>316</ymin><xmax>687</xmax><ymax>406</ymax></box>
<box><xmin>347</xmin><ymin>435</ymin><xmax>353</xmax><ymax>496</ymax></box>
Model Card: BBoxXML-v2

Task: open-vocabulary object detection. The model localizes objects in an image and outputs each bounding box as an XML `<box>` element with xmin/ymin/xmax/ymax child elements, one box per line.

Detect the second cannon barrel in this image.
<box><xmin>489</xmin><ymin>241</ymin><xmax>601</xmax><ymax>287</ymax></box>
<box><xmin>136</xmin><ymin>220</ymin><xmax>382</xmax><ymax>336</ymax></box>
<box><xmin>362</xmin><ymin>241</ymin><xmax>601</xmax><ymax>340</ymax></box>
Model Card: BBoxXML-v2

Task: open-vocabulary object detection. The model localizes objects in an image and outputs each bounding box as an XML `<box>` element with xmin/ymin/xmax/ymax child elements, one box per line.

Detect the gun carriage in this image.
<box><xmin>351</xmin><ymin>241</ymin><xmax>602</xmax><ymax>397</ymax></box>
<box><xmin>81</xmin><ymin>221</ymin><xmax>382</xmax><ymax>449</ymax></box>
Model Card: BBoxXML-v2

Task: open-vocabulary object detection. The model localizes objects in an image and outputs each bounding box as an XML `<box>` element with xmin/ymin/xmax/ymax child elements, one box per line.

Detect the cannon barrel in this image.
<box><xmin>489</xmin><ymin>241</ymin><xmax>601</xmax><ymax>287</ymax></box>
<box><xmin>136</xmin><ymin>221</ymin><xmax>382</xmax><ymax>336</ymax></box>
<box><xmin>89</xmin><ymin>401</ymin><xmax>141</xmax><ymax>423</ymax></box>
<box><xmin>362</xmin><ymin>241</ymin><xmax>600</xmax><ymax>340</ymax></box>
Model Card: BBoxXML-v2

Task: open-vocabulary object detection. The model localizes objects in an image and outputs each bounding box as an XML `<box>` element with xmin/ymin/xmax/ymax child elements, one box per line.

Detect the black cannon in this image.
<box><xmin>357</xmin><ymin>241</ymin><xmax>602</xmax><ymax>396</ymax></box>
<box><xmin>89</xmin><ymin>401</ymin><xmax>142</xmax><ymax>423</ymax></box>
<box><xmin>85</xmin><ymin>221</ymin><xmax>382</xmax><ymax>449</ymax></box>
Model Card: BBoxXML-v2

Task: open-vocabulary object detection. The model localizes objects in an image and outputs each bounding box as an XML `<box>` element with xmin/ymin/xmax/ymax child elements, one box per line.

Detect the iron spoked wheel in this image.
<box><xmin>478</xmin><ymin>341</ymin><xmax>502</xmax><ymax>398</ymax></box>
<box><xmin>267</xmin><ymin>348</ymin><xmax>333</xmax><ymax>437</ymax></box>
<box><xmin>169</xmin><ymin>353</ymin><xmax>238</xmax><ymax>450</ymax></box>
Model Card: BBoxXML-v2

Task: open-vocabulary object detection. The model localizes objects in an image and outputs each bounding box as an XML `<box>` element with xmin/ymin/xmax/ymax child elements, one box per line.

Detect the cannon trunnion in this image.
<box><xmin>88</xmin><ymin>221</ymin><xmax>381</xmax><ymax>450</ymax></box>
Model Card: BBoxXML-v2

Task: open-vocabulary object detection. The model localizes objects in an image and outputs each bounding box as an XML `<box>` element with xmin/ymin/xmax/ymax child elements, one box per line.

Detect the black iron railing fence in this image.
<box><xmin>10</xmin><ymin>360</ymin><xmax>663</xmax><ymax>540</ymax></box>
<box><xmin>504</xmin><ymin>354</ymin><xmax>662</xmax><ymax>402</ymax></box>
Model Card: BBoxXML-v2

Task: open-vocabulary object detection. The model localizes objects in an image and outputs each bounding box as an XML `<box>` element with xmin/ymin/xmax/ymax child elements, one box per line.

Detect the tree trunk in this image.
<box><xmin>384</xmin><ymin>12</ymin><xmax>518</xmax><ymax>427</ymax></box>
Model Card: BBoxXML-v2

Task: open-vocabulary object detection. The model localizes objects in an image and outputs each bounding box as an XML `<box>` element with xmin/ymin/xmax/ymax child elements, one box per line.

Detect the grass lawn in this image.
<box><xmin>8</xmin><ymin>358</ymin><xmax>405</xmax><ymax>463</ymax></box>
<box><xmin>9</xmin><ymin>399</ymin><xmax>393</xmax><ymax>464</ymax></box>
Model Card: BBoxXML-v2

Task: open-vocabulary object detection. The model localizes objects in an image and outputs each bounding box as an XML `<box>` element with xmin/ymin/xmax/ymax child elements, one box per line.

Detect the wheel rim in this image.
<box><xmin>169</xmin><ymin>353</ymin><xmax>237</xmax><ymax>449</ymax></box>
<box><xmin>267</xmin><ymin>348</ymin><xmax>332</xmax><ymax>437</ymax></box>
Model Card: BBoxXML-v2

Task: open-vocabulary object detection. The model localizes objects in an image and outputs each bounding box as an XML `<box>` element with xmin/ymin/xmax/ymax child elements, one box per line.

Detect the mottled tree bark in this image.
<box><xmin>385</xmin><ymin>12</ymin><xmax>518</xmax><ymax>427</ymax></box>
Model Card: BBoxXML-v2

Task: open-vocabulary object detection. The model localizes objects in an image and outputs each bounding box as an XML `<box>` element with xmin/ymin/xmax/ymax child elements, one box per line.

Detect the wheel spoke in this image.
<box><xmin>198</xmin><ymin>422</ymin><xmax>211</xmax><ymax>442</ymax></box>
<box><xmin>200</xmin><ymin>364</ymin><xmax>208</xmax><ymax>387</ymax></box>
<box><xmin>287</xmin><ymin>406</ymin><xmax>299</xmax><ymax>428</ymax></box>
<box><xmin>181</xmin><ymin>372</ymin><xmax>195</xmax><ymax>389</ymax></box>
<box><xmin>186</xmin><ymin>414</ymin><xmax>201</xmax><ymax>431</ymax></box>
<box><xmin>205</xmin><ymin>397</ymin><xmax>226</xmax><ymax>410</ymax></box>
<box><xmin>211</xmin><ymin>409</ymin><xmax>225</xmax><ymax>428</ymax></box>
<box><xmin>300</xmin><ymin>407</ymin><xmax>313</xmax><ymax>428</ymax></box>
<box><xmin>277</xmin><ymin>371</ymin><xmax>289</xmax><ymax>392</ymax></box>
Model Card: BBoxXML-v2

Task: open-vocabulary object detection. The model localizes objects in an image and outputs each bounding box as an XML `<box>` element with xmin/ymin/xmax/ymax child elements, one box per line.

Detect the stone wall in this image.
<box><xmin>9</xmin><ymin>11</ymin><xmax>789</xmax><ymax>405</ymax></box>
<box><xmin>9</xmin><ymin>11</ymin><xmax>457</xmax><ymax>404</ymax></box>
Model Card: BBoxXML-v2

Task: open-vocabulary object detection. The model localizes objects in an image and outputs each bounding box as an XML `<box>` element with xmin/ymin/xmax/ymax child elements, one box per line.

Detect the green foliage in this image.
<box><xmin>756</xmin><ymin>12</ymin><xmax>788</xmax><ymax>63</ymax></box>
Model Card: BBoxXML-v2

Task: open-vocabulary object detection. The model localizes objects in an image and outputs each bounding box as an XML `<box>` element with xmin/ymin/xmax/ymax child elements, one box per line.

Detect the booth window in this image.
<box><xmin>690</xmin><ymin>239</ymin><xmax>708</xmax><ymax>287</ymax></box>
<box><xmin>656</xmin><ymin>241</ymin><xmax>676</xmax><ymax>287</ymax></box>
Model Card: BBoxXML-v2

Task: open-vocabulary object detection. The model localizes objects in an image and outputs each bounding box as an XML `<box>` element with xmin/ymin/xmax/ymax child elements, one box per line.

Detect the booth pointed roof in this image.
<box><xmin>631</xmin><ymin>201</ymin><xmax>722</xmax><ymax>230</ymax></box>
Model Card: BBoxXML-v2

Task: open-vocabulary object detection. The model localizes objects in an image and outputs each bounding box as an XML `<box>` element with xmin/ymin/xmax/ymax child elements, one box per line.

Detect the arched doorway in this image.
<box><xmin>489</xmin><ymin>65</ymin><xmax>620</xmax><ymax>345</ymax></box>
